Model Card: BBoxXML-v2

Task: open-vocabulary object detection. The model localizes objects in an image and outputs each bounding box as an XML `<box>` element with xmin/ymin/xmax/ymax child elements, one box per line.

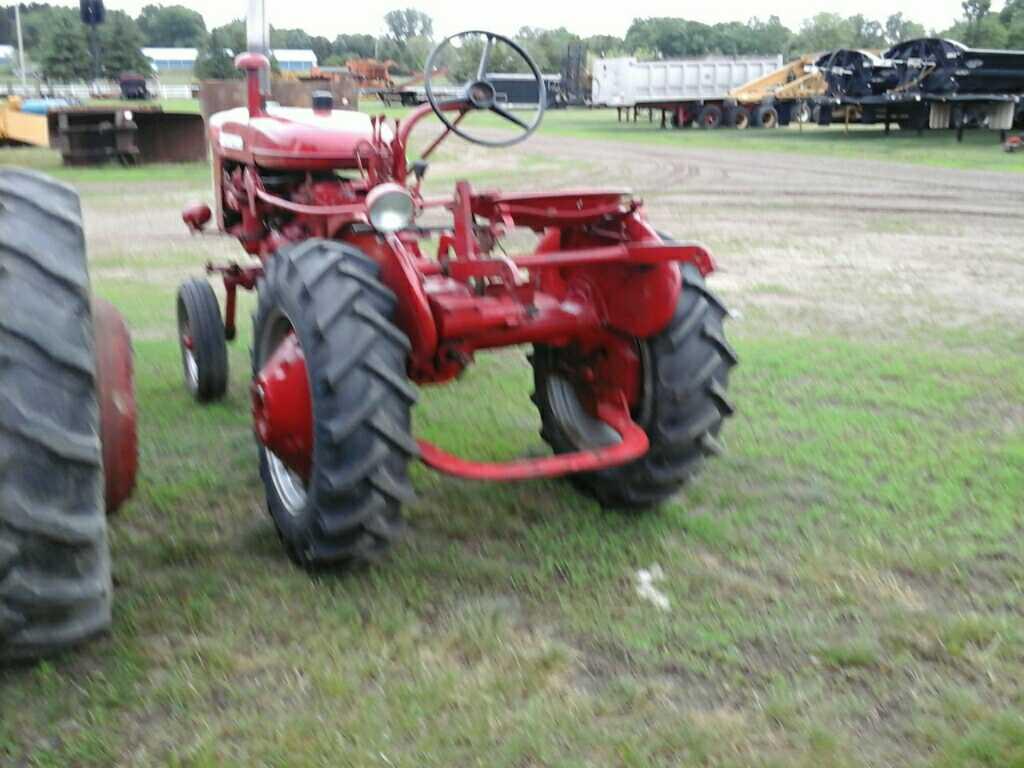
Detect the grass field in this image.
<box><xmin>0</xmin><ymin>116</ymin><xmax>1023</xmax><ymax>766</ymax></box>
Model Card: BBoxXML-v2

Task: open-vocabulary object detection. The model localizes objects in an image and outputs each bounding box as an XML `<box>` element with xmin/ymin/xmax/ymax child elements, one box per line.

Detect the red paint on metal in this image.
<box><xmin>91</xmin><ymin>299</ymin><xmax>138</xmax><ymax>514</ymax></box>
<box><xmin>417</xmin><ymin>395</ymin><xmax>648</xmax><ymax>480</ymax></box>
<box><xmin>251</xmin><ymin>332</ymin><xmax>314</xmax><ymax>480</ymax></box>
<box><xmin>182</xmin><ymin>202</ymin><xmax>212</xmax><ymax>232</ymax></box>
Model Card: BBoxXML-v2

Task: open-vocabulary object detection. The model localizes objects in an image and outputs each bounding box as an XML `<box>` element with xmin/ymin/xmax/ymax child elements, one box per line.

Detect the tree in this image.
<box><xmin>962</xmin><ymin>0</ymin><xmax>991</xmax><ymax>27</ymax></box>
<box><xmin>37</xmin><ymin>13</ymin><xmax>91</xmax><ymax>80</ymax></box>
<box><xmin>309</xmin><ymin>36</ymin><xmax>332</xmax><ymax>64</ymax></box>
<box><xmin>884</xmin><ymin>13</ymin><xmax>926</xmax><ymax>45</ymax></box>
<box><xmin>848</xmin><ymin>14</ymin><xmax>886</xmax><ymax>48</ymax></box>
<box><xmin>745</xmin><ymin>16</ymin><xmax>793</xmax><ymax>55</ymax></box>
<box><xmin>515</xmin><ymin>27</ymin><xmax>579</xmax><ymax>72</ymax></box>
<box><xmin>584</xmin><ymin>35</ymin><xmax>626</xmax><ymax>57</ymax></box>
<box><xmin>384</xmin><ymin>9</ymin><xmax>433</xmax><ymax>43</ymax></box>
<box><xmin>100</xmin><ymin>11</ymin><xmax>152</xmax><ymax>77</ymax></box>
<box><xmin>790</xmin><ymin>13</ymin><xmax>856</xmax><ymax>55</ymax></box>
<box><xmin>137</xmin><ymin>4</ymin><xmax>206</xmax><ymax>47</ymax></box>
<box><xmin>210</xmin><ymin>19</ymin><xmax>246</xmax><ymax>55</ymax></box>
<box><xmin>1000</xmin><ymin>0</ymin><xmax>1024</xmax><ymax>24</ymax></box>
<box><xmin>333</xmin><ymin>33</ymin><xmax>377</xmax><ymax>60</ymax></box>
<box><xmin>194</xmin><ymin>29</ymin><xmax>239</xmax><ymax>80</ymax></box>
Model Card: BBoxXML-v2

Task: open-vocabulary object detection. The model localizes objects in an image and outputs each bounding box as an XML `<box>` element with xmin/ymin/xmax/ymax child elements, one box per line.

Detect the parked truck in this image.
<box><xmin>591</xmin><ymin>55</ymin><xmax>785</xmax><ymax>128</ymax></box>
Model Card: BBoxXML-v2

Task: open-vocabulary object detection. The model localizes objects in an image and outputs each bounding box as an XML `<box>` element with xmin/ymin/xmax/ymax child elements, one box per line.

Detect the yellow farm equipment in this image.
<box><xmin>730</xmin><ymin>55</ymin><xmax>826</xmax><ymax>105</ymax></box>
<box><xmin>0</xmin><ymin>97</ymin><xmax>51</xmax><ymax>147</ymax></box>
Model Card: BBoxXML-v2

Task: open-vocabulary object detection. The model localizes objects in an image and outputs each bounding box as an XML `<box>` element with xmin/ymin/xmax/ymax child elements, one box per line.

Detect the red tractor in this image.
<box><xmin>1</xmin><ymin>169</ymin><xmax>137</xmax><ymax>661</ymax></box>
<box><xmin>179</xmin><ymin>32</ymin><xmax>737</xmax><ymax>569</ymax></box>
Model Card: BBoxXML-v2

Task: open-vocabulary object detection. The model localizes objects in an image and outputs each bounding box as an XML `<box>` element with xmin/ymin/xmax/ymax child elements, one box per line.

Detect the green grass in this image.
<box><xmin>0</xmin><ymin>117</ymin><xmax>1022</xmax><ymax>767</ymax></box>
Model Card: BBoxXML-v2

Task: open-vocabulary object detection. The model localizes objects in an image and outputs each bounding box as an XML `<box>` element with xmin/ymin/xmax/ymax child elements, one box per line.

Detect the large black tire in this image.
<box><xmin>0</xmin><ymin>169</ymin><xmax>112</xmax><ymax>662</ymax></box>
<box><xmin>753</xmin><ymin>105</ymin><xmax>779</xmax><ymax>129</ymax></box>
<box><xmin>697</xmin><ymin>105</ymin><xmax>723</xmax><ymax>129</ymax></box>
<box><xmin>253</xmin><ymin>240</ymin><xmax>418</xmax><ymax>569</ymax></box>
<box><xmin>176</xmin><ymin>278</ymin><xmax>228</xmax><ymax>402</ymax></box>
<box><xmin>532</xmin><ymin>262</ymin><xmax>737</xmax><ymax>508</ymax></box>
<box><xmin>727</xmin><ymin>106</ymin><xmax>751</xmax><ymax>130</ymax></box>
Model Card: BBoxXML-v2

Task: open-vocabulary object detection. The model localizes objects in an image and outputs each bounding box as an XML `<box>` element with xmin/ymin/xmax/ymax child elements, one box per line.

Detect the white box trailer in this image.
<box><xmin>592</xmin><ymin>55</ymin><xmax>789</xmax><ymax>129</ymax></box>
<box><xmin>592</xmin><ymin>56</ymin><xmax>783</xmax><ymax>107</ymax></box>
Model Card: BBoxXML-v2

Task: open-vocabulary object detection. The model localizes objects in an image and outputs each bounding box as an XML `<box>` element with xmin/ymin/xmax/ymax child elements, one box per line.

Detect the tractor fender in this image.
<box><xmin>345</xmin><ymin>232</ymin><xmax>438</xmax><ymax>372</ymax></box>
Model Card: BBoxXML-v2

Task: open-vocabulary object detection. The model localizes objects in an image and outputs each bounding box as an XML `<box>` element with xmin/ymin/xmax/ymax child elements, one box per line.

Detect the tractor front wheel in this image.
<box><xmin>176</xmin><ymin>278</ymin><xmax>228</xmax><ymax>402</ymax></box>
<box><xmin>252</xmin><ymin>240</ymin><xmax>418</xmax><ymax>569</ymax></box>
<box><xmin>532</xmin><ymin>263</ymin><xmax>737</xmax><ymax>508</ymax></box>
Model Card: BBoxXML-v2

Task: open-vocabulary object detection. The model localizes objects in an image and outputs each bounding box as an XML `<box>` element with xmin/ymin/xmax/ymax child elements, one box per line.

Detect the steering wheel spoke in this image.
<box><xmin>490</xmin><ymin>104</ymin><xmax>530</xmax><ymax>131</ymax></box>
<box><xmin>477</xmin><ymin>34</ymin><xmax>494</xmax><ymax>82</ymax></box>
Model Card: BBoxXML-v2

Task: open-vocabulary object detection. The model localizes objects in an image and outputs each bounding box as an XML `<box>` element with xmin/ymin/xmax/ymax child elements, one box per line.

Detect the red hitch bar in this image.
<box><xmin>417</xmin><ymin>395</ymin><xmax>648</xmax><ymax>481</ymax></box>
<box><xmin>252</xmin><ymin>335</ymin><xmax>650</xmax><ymax>483</ymax></box>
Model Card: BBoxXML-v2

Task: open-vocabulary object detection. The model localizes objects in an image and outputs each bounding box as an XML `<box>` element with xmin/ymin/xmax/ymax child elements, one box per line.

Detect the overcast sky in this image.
<box><xmin>50</xmin><ymin>1</ymin><xmax>991</xmax><ymax>38</ymax></box>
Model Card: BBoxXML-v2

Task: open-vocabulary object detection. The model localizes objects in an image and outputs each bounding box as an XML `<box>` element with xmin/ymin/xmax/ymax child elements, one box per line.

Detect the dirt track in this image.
<box><xmin>507</xmin><ymin>135</ymin><xmax>1024</xmax><ymax>339</ymax></box>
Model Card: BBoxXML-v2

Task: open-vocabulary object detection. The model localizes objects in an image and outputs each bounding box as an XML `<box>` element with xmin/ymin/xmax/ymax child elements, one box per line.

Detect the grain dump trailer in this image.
<box><xmin>591</xmin><ymin>55</ymin><xmax>784</xmax><ymax>128</ymax></box>
<box><xmin>817</xmin><ymin>39</ymin><xmax>1024</xmax><ymax>135</ymax></box>
<box><xmin>728</xmin><ymin>55</ymin><xmax>827</xmax><ymax>127</ymax></box>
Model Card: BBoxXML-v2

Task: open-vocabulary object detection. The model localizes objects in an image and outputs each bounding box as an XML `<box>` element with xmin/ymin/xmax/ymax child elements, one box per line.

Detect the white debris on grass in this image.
<box><xmin>636</xmin><ymin>564</ymin><xmax>671</xmax><ymax>611</ymax></box>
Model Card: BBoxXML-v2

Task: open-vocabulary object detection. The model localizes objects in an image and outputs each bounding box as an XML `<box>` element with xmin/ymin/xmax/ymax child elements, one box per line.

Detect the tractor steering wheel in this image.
<box><xmin>424</xmin><ymin>30</ymin><xmax>546</xmax><ymax>148</ymax></box>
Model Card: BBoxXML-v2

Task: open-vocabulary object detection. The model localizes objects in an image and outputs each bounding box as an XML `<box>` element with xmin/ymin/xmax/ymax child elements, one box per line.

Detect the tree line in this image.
<box><xmin>2</xmin><ymin>2</ymin><xmax>1023</xmax><ymax>83</ymax></box>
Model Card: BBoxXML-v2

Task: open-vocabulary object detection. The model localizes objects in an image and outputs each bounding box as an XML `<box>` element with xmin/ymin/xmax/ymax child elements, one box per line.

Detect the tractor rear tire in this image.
<box><xmin>532</xmin><ymin>262</ymin><xmax>737</xmax><ymax>509</ymax></box>
<box><xmin>0</xmin><ymin>169</ymin><xmax>112</xmax><ymax>662</ymax></box>
<box><xmin>252</xmin><ymin>240</ymin><xmax>418</xmax><ymax>569</ymax></box>
<box><xmin>176</xmin><ymin>278</ymin><xmax>228</xmax><ymax>402</ymax></box>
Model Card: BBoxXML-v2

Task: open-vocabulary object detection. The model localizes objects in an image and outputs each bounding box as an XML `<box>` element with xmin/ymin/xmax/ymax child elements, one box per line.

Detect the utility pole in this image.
<box><xmin>14</xmin><ymin>4</ymin><xmax>27</xmax><ymax>88</ymax></box>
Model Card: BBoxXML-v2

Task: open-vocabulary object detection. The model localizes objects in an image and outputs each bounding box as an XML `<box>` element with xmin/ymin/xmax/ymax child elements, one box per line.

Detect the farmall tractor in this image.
<box><xmin>178</xmin><ymin>32</ymin><xmax>737</xmax><ymax>569</ymax></box>
<box><xmin>0</xmin><ymin>169</ymin><xmax>137</xmax><ymax>661</ymax></box>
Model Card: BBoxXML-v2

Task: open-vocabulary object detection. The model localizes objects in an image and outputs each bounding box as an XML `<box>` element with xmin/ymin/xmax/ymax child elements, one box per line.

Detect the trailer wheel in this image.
<box><xmin>753</xmin><ymin>105</ymin><xmax>779</xmax><ymax>129</ymax></box>
<box><xmin>532</xmin><ymin>262</ymin><xmax>737</xmax><ymax>509</ymax></box>
<box><xmin>729</xmin><ymin>106</ymin><xmax>751</xmax><ymax>130</ymax></box>
<box><xmin>0</xmin><ymin>169</ymin><xmax>112</xmax><ymax>662</ymax></box>
<box><xmin>176</xmin><ymin>278</ymin><xmax>228</xmax><ymax>402</ymax></box>
<box><xmin>697</xmin><ymin>105</ymin><xmax>723</xmax><ymax>129</ymax></box>
<box><xmin>252</xmin><ymin>240</ymin><xmax>417</xmax><ymax>569</ymax></box>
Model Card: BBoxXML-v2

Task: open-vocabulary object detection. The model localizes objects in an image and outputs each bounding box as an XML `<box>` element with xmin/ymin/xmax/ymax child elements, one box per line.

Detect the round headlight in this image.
<box><xmin>366</xmin><ymin>183</ymin><xmax>415</xmax><ymax>234</ymax></box>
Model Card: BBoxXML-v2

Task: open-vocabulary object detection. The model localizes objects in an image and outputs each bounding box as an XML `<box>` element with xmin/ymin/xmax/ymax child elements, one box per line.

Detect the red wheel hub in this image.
<box><xmin>92</xmin><ymin>299</ymin><xmax>138</xmax><ymax>514</ymax></box>
<box><xmin>251</xmin><ymin>332</ymin><xmax>314</xmax><ymax>480</ymax></box>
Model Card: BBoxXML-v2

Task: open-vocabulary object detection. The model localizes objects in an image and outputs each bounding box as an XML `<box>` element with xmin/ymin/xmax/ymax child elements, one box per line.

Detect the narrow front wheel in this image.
<box><xmin>176</xmin><ymin>278</ymin><xmax>228</xmax><ymax>402</ymax></box>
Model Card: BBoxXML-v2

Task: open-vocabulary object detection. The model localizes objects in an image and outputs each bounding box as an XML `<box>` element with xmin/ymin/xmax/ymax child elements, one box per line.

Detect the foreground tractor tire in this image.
<box><xmin>532</xmin><ymin>262</ymin><xmax>737</xmax><ymax>509</ymax></box>
<box><xmin>176</xmin><ymin>278</ymin><xmax>228</xmax><ymax>402</ymax></box>
<box><xmin>0</xmin><ymin>169</ymin><xmax>112</xmax><ymax>662</ymax></box>
<box><xmin>253</xmin><ymin>240</ymin><xmax>418</xmax><ymax>569</ymax></box>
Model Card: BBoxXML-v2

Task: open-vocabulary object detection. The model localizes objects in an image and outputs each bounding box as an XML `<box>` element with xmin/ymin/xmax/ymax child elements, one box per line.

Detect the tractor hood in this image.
<box><xmin>209</xmin><ymin>106</ymin><xmax>394</xmax><ymax>170</ymax></box>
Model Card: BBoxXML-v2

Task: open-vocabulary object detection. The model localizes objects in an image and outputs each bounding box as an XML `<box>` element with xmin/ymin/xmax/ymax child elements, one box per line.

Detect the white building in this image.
<box><xmin>142</xmin><ymin>47</ymin><xmax>199</xmax><ymax>71</ymax></box>
<box><xmin>142</xmin><ymin>46</ymin><xmax>317</xmax><ymax>74</ymax></box>
<box><xmin>272</xmin><ymin>49</ymin><xmax>318</xmax><ymax>72</ymax></box>
<box><xmin>0</xmin><ymin>45</ymin><xmax>15</xmax><ymax>63</ymax></box>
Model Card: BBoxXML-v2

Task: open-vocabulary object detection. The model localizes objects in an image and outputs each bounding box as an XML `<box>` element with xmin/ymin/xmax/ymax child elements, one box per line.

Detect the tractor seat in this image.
<box><xmin>209</xmin><ymin>105</ymin><xmax>393</xmax><ymax>171</ymax></box>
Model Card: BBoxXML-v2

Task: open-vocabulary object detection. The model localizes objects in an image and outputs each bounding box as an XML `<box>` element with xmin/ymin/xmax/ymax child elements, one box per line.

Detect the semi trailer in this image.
<box><xmin>815</xmin><ymin>39</ymin><xmax>1024</xmax><ymax>135</ymax></box>
<box><xmin>591</xmin><ymin>55</ymin><xmax>788</xmax><ymax>128</ymax></box>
